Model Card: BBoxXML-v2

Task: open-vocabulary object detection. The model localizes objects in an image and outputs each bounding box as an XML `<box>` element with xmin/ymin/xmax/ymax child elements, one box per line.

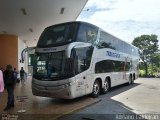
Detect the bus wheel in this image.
<box><xmin>132</xmin><ymin>74</ymin><xmax>135</xmax><ymax>84</ymax></box>
<box><xmin>102</xmin><ymin>79</ymin><xmax>110</xmax><ymax>94</ymax></box>
<box><xmin>91</xmin><ymin>80</ymin><xmax>100</xmax><ymax>98</ymax></box>
<box><xmin>132</xmin><ymin>78</ymin><xmax>134</xmax><ymax>84</ymax></box>
<box><xmin>128</xmin><ymin>75</ymin><xmax>132</xmax><ymax>85</ymax></box>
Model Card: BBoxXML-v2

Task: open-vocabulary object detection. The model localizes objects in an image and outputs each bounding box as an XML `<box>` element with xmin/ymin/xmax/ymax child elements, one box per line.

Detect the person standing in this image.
<box><xmin>20</xmin><ymin>67</ymin><xmax>26</xmax><ymax>85</ymax></box>
<box><xmin>3</xmin><ymin>65</ymin><xmax>16</xmax><ymax>111</ymax></box>
<box><xmin>0</xmin><ymin>69</ymin><xmax>4</xmax><ymax>101</ymax></box>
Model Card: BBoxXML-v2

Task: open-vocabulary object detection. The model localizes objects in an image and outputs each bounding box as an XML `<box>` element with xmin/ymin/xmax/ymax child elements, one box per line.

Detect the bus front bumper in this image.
<box><xmin>32</xmin><ymin>79</ymin><xmax>73</xmax><ymax>99</ymax></box>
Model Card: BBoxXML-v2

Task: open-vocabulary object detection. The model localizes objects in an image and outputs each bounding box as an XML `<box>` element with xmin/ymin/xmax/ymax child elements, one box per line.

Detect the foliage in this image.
<box><xmin>132</xmin><ymin>34</ymin><xmax>159</xmax><ymax>76</ymax></box>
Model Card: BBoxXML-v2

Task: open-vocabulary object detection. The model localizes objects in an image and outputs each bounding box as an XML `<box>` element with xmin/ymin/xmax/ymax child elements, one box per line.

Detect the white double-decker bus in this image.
<box><xmin>32</xmin><ymin>21</ymin><xmax>139</xmax><ymax>99</ymax></box>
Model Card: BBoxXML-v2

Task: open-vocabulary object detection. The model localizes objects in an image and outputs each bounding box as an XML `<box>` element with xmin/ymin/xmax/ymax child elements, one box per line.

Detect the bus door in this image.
<box><xmin>72</xmin><ymin>45</ymin><xmax>94</xmax><ymax>96</ymax></box>
<box><xmin>73</xmin><ymin>47</ymin><xmax>89</xmax><ymax>96</ymax></box>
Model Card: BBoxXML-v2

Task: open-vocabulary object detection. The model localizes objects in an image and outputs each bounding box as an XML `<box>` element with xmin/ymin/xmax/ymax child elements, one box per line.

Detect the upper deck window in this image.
<box><xmin>37</xmin><ymin>23</ymin><xmax>77</xmax><ymax>47</ymax></box>
<box><xmin>76</xmin><ymin>23</ymin><xmax>98</xmax><ymax>45</ymax></box>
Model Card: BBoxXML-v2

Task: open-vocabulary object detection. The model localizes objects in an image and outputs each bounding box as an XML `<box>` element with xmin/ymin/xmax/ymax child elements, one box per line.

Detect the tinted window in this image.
<box><xmin>98</xmin><ymin>31</ymin><xmax>139</xmax><ymax>57</ymax></box>
<box><xmin>95</xmin><ymin>60</ymin><xmax>131</xmax><ymax>73</ymax></box>
<box><xmin>76</xmin><ymin>23</ymin><xmax>98</xmax><ymax>45</ymax></box>
<box><xmin>126</xmin><ymin>62</ymin><xmax>130</xmax><ymax>71</ymax></box>
<box><xmin>98</xmin><ymin>31</ymin><xmax>116</xmax><ymax>50</ymax></box>
<box><xmin>72</xmin><ymin>46</ymin><xmax>94</xmax><ymax>74</ymax></box>
<box><xmin>37</xmin><ymin>23</ymin><xmax>77</xmax><ymax>47</ymax></box>
<box><xmin>132</xmin><ymin>47</ymin><xmax>139</xmax><ymax>56</ymax></box>
<box><xmin>95</xmin><ymin>60</ymin><xmax>114</xmax><ymax>73</ymax></box>
<box><xmin>114</xmin><ymin>61</ymin><xmax>124</xmax><ymax>72</ymax></box>
<box><xmin>115</xmin><ymin>40</ymin><xmax>124</xmax><ymax>53</ymax></box>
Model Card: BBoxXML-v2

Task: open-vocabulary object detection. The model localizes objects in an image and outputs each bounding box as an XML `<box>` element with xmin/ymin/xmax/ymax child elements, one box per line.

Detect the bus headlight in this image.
<box><xmin>62</xmin><ymin>84</ymin><xmax>69</xmax><ymax>88</ymax></box>
<box><xmin>62</xmin><ymin>83</ymin><xmax>73</xmax><ymax>89</ymax></box>
<box><xmin>68</xmin><ymin>82</ymin><xmax>73</xmax><ymax>86</ymax></box>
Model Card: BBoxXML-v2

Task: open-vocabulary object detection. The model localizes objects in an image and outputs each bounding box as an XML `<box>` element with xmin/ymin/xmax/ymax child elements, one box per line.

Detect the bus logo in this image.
<box><xmin>106</xmin><ymin>51</ymin><xmax>120</xmax><ymax>58</ymax></box>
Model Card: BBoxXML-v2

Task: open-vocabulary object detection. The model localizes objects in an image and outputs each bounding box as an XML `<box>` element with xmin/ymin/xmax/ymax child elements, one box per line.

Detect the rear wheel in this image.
<box><xmin>132</xmin><ymin>74</ymin><xmax>135</xmax><ymax>84</ymax></box>
<box><xmin>91</xmin><ymin>80</ymin><xmax>100</xmax><ymax>98</ymax></box>
<box><xmin>128</xmin><ymin>75</ymin><xmax>132</xmax><ymax>85</ymax></box>
<box><xmin>102</xmin><ymin>79</ymin><xmax>110</xmax><ymax>94</ymax></box>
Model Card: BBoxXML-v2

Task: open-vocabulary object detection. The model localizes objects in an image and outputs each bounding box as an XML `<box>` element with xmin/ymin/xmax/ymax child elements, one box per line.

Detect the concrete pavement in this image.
<box><xmin>1</xmin><ymin>78</ymin><xmax>160</xmax><ymax>120</ymax></box>
<box><xmin>60</xmin><ymin>78</ymin><xmax>160</xmax><ymax>120</ymax></box>
<box><xmin>0</xmin><ymin>76</ymin><xmax>100</xmax><ymax>120</ymax></box>
<box><xmin>112</xmin><ymin>78</ymin><xmax>160</xmax><ymax>114</ymax></box>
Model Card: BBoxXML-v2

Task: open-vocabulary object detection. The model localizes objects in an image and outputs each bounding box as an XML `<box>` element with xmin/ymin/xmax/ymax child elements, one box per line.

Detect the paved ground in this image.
<box><xmin>1</xmin><ymin>78</ymin><xmax>160</xmax><ymax>120</ymax></box>
<box><xmin>0</xmin><ymin>76</ymin><xmax>100</xmax><ymax>120</ymax></box>
<box><xmin>60</xmin><ymin>78</ymin><xmax>160</xmax><ymax>120</ymax></box>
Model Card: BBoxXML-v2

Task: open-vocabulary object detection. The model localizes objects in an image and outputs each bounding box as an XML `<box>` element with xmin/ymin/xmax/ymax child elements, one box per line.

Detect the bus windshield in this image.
<box><xmin>33</xmin><ymin>51</ymin><xmax>74</xmax><ymax>80</ymax></box>
<box><xmin>37</xmin><ymin>23</ymin><xmax>77</xmax><ymax>47</ymax></box>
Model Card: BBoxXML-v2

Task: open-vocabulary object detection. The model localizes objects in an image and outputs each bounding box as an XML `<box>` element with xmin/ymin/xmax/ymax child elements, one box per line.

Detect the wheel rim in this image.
<box><xmin>93</xmin><ymin>82</ymin><xmax>99</xmax><ymax>94</ymax></box>
<box><xmin>104</xmin><ymin>80</ymin><xmax>109</xmax><ymax>91</ymax></box>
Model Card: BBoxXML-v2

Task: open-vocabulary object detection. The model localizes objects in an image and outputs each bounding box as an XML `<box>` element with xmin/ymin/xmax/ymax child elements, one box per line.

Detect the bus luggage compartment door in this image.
<box><xmin>75</xmin><ymin>72</ymin><xmax>86</xmax><ymax>97</ymax></box>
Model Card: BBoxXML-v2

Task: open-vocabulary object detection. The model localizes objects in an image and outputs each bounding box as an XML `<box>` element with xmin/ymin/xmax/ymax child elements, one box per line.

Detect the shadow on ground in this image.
<box><xmin>58</xmin><ymin>83</ymin><xmax>147</xmax><ymax>120</ymax></box>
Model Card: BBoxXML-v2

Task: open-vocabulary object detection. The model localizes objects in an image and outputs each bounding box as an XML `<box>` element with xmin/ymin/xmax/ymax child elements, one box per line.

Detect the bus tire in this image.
<box><xmin>128</xmin><ymin>75</ymin><xmax>132</xmax><ymax>85</ymax></box>
<box><xmin>132</xmin><ymin>78</ymin><xmax>134</xmax><ymax>84</ymax></box>
<box><xmin>102</xmin><ymin>79</ymin><xmax>110</xmax><ymax>94</ymax></box>
<box><xmin>132</xmin><ymin>74</ymin><xmax>135</xmax><ymax>84</ymax></box>
<box><xmin>91</xmin><ymin>80</ymin><xmax>100</xmax><ymax>98</ymax></box>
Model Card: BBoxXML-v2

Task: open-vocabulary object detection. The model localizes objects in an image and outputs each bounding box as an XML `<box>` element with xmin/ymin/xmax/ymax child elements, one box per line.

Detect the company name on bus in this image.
<box><xmin>106</xmin><ymin>51</ymin><xmax>120</xmax><ymax>58</ymax></box>
<box><xmin>43</xmin><ymin>48</ymin><xmax>57</xmax><ymax>52</ymax></box>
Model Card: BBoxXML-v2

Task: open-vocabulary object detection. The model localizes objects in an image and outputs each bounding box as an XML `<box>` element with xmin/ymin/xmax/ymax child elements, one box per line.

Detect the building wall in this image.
<box><xmin>18</xmin><ymin>38</ymin><xmax>26</xmax><ymax>71</ymax></box>
<box><xmin>0</xmin><ymin>35</ymin><xmax>18</xmax><ymax>70</ymax></box>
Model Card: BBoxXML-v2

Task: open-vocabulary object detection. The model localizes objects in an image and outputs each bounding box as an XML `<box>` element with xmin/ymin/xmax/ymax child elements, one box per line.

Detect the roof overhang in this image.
<box><xmin>0</xmin><ymin>0</ymin><xmax>88</xmax><ymax>46</ymax></box>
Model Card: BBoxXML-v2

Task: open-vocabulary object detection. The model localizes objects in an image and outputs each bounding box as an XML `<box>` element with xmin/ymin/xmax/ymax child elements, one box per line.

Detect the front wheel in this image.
<box><xmin>91</xmin><ymin>80</ymin><xmax>100</xmax><ymax>98</ymax></box>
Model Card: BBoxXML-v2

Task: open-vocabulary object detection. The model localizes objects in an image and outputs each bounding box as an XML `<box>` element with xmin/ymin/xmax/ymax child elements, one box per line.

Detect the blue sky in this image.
<box><xmin>77</xmin><ymin>0</ymin><xmax>160</xmax><ymax>46</ymax></box>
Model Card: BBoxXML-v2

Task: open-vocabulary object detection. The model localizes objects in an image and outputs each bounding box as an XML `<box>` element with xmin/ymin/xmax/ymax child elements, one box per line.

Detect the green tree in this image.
<box><xmin>132</xmin><ymin>34</ymin><xmax>159</xmax><ymax>76</ymax></box>
<box><xmin>150</xmin><ymin>52</ymin><xmax>160</xmax><ymax>75</ymax></box>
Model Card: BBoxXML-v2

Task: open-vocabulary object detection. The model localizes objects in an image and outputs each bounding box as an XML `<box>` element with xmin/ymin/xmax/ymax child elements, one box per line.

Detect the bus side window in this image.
<box><xmin>95</xmin><ymin>60</ymin><xmax>114</xmax><ymax>73</ymax></box>
<box><xmin>77</xmin><ymin>24</ymin><xmax>87</xmax><ymax>42</ymax></box>
<box><xmin>77</xmin><ymin>23</ymin><xmax>98</xmax><ymax>44</ymax></box>
<box><xmin>98</xmin><ymin>31</ymin><xmax>115</xmax><ymax>50</ymax></box>
<box><xmin>77</xmin><ymin>30</ymin><xmax>87</xmax><ymax>42</ymax></box>
<box><xmin>86</xmin><ymin>30</ymin><xmax>97</xmax><ymax>44</ymax></box>
<box><xmin>73</xmin><ymin>47</ymin><xmax>93</xmax><ymax>74</ymax></box>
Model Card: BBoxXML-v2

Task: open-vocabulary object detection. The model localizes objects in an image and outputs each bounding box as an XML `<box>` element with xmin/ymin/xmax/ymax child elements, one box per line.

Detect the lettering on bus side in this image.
<box><xmin>106</xmin><ymin>51</ymin><xmax>120</xmax><ymax>58</ymax></box>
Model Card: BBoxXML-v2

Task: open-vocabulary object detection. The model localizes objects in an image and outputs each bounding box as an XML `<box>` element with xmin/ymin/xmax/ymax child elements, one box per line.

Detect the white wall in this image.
<box><xmin>18</xmin><ymin>38</ymin><xmax>27</xmax><ymax>72</ymax></box>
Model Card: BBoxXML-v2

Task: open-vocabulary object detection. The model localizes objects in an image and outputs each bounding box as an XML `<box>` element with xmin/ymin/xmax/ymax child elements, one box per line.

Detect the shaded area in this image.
<box><xmin>59</xmin><ymin>82</ymin><xmax>146</xmax><ymax>120</ymax></box>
